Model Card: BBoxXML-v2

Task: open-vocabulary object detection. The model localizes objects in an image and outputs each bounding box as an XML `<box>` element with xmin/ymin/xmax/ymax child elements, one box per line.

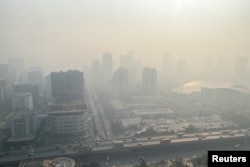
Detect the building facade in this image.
<box><xmin>10</xmin><ymin>112</ymin><xmax>37</xmax><ymax>137</ymax></box>
<box><xmin>48</xmin><ymin>109</ymin><xmax>88</xmax><ymax>137</ymax></box>
<box><xmin>50</xmin><ymin>70</ymin><xmax>84</xmax><ymax>100</ymax></box>
<box><xmin>13</xmin><ymin>93</ymin><xmax>33</xmax><ymax>111</ymax></box>
<box><xmin>14</xmin><ymin>84</ymin><xmax>39</xmax><ymax>109</ymax></box>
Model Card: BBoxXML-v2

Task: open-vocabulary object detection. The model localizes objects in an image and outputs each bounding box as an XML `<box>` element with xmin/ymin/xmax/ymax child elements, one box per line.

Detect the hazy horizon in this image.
<box><xmin>1</xmin><ymin>0</ymin><xmax>250</xmax><ymax>72</ymax></box>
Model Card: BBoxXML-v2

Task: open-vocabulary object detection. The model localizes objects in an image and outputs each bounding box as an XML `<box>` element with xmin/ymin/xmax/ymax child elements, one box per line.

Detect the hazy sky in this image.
<box><xmin>1</xmin><ymin>0</ymin><xmax>250</xmax><ymax>71</ymax></box>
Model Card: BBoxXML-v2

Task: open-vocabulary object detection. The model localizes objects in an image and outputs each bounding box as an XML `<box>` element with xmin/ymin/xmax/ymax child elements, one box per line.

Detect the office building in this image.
<box><xmin>8</xmin><ymin>111</ymin><xmax>37</xmax><ymax>144</ymax></box>
<box><xmin>142</xmin><ymin>67</ymin><xmax>157</xmax><ymax>94</ymax></box>
<box><xmin>48</xmin><ymin>105</ymin><xmax>88</xmax><ymax>137</ymax></box>
<box><xmin>13</xmin><ymin>92</ymin><xmax>33</xmax><ymax>111</ymax></box>
<box><xmin>50</xmin><ymin>70</ymin><xmax>84</xmax><ymax>101</ymax></box>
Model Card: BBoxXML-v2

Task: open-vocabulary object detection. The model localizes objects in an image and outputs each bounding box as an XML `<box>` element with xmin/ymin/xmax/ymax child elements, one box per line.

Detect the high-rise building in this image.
<box><xmin>0</xmin><ymin>67</ymin><xmax>13</xmax><ymax>111</ymax></box>
<box><xmin>234</xmin><ymin>56</ymin><xmax>248</xmax><ymax>85</ymax></box>
<box><xmin>13</xmin><ymin>92</ymin><xmax>33</xmax><ymax>111</ymax></box>
<box><xmin>27</xmin><ymin>66</ymin><xmax>43</xmax><ymax>95</ymax></box>
<box><xmin>102</xmin><ymin>52</ymin><xmax>113</xmax><ymax>82</ymax></box>
<box><xmin>142</xmin><ymin>67</ymin><xmax>157</xmax><ymax>94</ymax></box>
<box><xmin>112</xmin><ymin>67</ymin><xmax>129</xmax><ymax>91</ymax></box>
<box><xmin>8</xmin><ymin>57</ymin><xmax>24</xmax><ymax>83</ymax></box>
<box><xmin>14</xmin><ymin>84</ymin><xmax>39</xmax><ymax>109</ymax></box>
<box><xmin>50</xmin><ymin>70</ymin><xmax>84</xmax><ymax>100</ymax></box>
<box><xmin>0</xmin><ymin>64</ymin><xmax>10</xmax><ymax>83</ymax></box>
<box><xmin>45</xmin><ymin>75</ymin><xmax>52</xmax><ymax>99</ymax></box>
<box><xmin>0</xmin><ymin>79</ymin><xmax>5</xmax><ymax>111</ymax></box>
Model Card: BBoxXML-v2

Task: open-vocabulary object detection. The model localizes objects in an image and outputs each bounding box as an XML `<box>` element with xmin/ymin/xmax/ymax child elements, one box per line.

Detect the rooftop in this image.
<box><xmin>8</xmin><ymin>135</ymin><xmax>35</xmax><ymax>143</ymax></box>
<box><xmin>109</xmin><ymin>99</ymin><xmax>126</xmax><ymax>110</ymax></box>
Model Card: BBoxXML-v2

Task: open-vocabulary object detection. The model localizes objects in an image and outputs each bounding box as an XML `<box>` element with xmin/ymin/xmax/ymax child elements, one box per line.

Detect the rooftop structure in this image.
<box><xmin>18</xmin><ymin>157</ymin><xmax>76</xmax><ymax>167</ymax></box>
<box><xmin>130</xmin><ymin>108</ymin><xmax>175</xmax><ymax>118</ymax></box>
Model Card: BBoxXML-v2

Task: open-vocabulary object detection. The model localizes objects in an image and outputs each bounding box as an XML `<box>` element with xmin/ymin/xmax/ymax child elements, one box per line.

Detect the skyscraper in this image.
<box><xmin>50</xmin><ymin>70</ymin><xmax>84</xmax><ymax>101</ymax></box>
<box><xmin>102</xmin><ymin>52</ymin><xmax>113</xmax><ymax>82</ymax></box>
<box><xmin>142</xmin><ymin>67</ymin><xmax>157</xmax><ymax>94</ymax></box>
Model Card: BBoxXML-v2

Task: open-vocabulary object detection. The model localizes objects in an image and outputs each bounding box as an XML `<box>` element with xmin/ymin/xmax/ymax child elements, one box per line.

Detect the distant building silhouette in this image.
<box><xmin>142</xmin><ymin>67</ymin><xmax>157</xmax><ymax>94</ymax></box>
<box><xmin>50</xmin><ymin>70</ymin><xmax>84</xmax><ymax>101</ymax></box>
<box><xmin>0</xmin><ymin>64</ymin><xmax>10</xmax><ymax>83</ymax></box>
<box><xmin>8</xmin><ymin>57</ymin><xmax>24</xmax><ymax>83</ymax></box>
<box><xmin>27</xmin><ymin>66</ymin><xmax>43</xmax><ymax>95</ymax></box>
<box><xmin>234</xmin><ymin>56</ymin><xmax>248</xmax><ymax>85</ymax></box>
<box><xmin>0</xmin><ymin>79</ymin><xmax>5</xmax><ymax>111</ymax></box>
<box><xmin>112</xmin><ymin>67</ymin><xmax>129</xmax><ymax>91</ymax></box>
<box><xmin>102</xmin><ymin>52</ymin><xmax>113</xmax><ymax>82</ymax></box>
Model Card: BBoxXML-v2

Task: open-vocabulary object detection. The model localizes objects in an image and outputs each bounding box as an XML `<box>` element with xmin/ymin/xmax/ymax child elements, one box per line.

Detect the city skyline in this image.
<box><xmin>1</xmin><ymin>0</ymin><xmax>250</xmax><ymax>72</ymax></box>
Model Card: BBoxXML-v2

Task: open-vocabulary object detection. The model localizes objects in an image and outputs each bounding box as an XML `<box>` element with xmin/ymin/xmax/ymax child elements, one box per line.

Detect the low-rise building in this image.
<box><xmin>48</xmin><ymin>108</ymin><xmax>88</xmax><ymax>137</ymax></box>
<box><xmin>7</xmin><ymin>111</ymin><xmax>37</xmax><ymax>145</ymax></box>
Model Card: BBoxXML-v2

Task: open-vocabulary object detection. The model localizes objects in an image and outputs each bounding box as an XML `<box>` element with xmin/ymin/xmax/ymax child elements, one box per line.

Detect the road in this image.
<box><xmin>0</xmin><ymin>129</ymin><xmax>249</xmax><ymax>166</ymax></box>
<box><xmin>85</xmin><ymin>80</ymin><xmax>106</xmax><ymax>140</ymax></box>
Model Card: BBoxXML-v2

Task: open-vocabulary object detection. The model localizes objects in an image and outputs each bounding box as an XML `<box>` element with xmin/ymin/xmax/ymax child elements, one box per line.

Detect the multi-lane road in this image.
<box><xmin>0</xmin><ymin>128</ymin><xmax>249</xmax><ymax>166</ymax></box>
